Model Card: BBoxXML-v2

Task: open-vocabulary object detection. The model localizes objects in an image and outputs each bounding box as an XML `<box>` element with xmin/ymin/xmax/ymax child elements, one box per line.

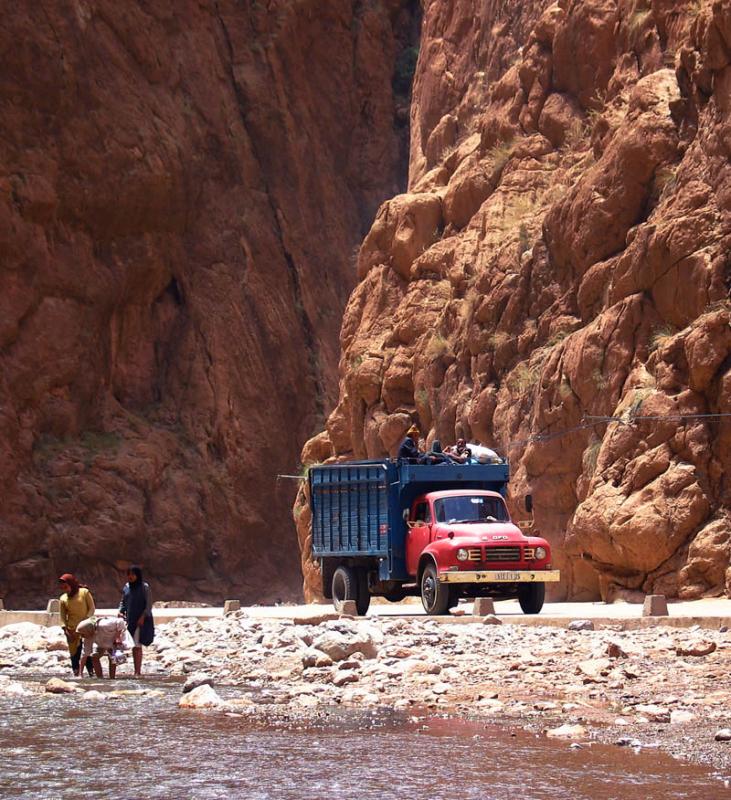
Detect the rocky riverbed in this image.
<box><xmin>2</xmin><ymin>612</ymin><xmax>730</xmax><ymax>773</ymax></box>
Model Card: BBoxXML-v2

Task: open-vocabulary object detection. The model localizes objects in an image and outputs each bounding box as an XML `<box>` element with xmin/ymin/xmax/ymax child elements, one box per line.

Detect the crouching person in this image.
<box><xmin>76</xmin><ymin>617</ymin><xmax>133</xmax><ymax>679</ymax></box>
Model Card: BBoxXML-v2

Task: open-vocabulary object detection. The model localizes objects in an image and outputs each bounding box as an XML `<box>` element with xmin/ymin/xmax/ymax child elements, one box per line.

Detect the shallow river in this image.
<box><xmin>1</xmin><ymin>678</ymin><xmax>729</xmax><ymax>800</ymax></box>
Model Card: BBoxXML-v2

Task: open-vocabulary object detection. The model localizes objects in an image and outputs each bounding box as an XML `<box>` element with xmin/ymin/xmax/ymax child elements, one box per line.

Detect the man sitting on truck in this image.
<box><xmin>445</xmin><ymin>438</ymin><xmax>471</xmax><ymax>464</ymax></box>
<box><xmin>399</xmin><ymin>427</ymin><xmax>452</xmax><ymax>465</ymax></box>
<box><xmin>427</xmin><ymin>440</ymin><xmax>451</xmax><ymax>465</ymax></box>
<box><xmin>398</xmin><ymin>424</ymin><xmax>424</xmax><ymax>462</ymax></box>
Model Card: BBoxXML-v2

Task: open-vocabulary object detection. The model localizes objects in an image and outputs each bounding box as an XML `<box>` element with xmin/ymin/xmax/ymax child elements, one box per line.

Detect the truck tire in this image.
<box><xmin>331</xmin><ymin>566</ymin><xmax>370</xmax><ymax>616</ymax></box>
<box><xmin>518</xmin><ymin>582</ymin><xmax>545</xmax><ymax>614</ymax></box>
<box><xmin>355</xmin><ymin>568</ymin><xmax>371</xmax><ymax>616</ymax></box>
<box><xmin>420</xmin><ymin>563</ymin><xmax>451</xmax><ymax>615</ymax></box>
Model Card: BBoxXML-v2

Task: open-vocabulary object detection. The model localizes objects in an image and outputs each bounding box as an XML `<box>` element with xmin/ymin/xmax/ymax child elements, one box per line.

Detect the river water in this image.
<box><xmin>1</xmin><ymin>678</ymin><xmax>728</xmax><ymax>800</ymax></box>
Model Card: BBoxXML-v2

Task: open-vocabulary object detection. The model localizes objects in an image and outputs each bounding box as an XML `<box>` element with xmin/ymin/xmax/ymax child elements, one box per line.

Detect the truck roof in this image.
<box><xmin>421</xmin><ymin>488</ymin><xmax>504</xmax><ymax>500</ymax></box>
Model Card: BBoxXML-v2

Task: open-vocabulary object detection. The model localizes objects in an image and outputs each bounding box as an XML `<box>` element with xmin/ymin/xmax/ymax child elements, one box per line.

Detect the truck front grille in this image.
<box><xmin>466</xmin><ymin>548</ymin><xmax>482</xmax><ymax>561</ymax></box>
<box><xmin>484</xmin><ymin>546</ymin><xmax>522</xmax><ymax>562</ymax></box>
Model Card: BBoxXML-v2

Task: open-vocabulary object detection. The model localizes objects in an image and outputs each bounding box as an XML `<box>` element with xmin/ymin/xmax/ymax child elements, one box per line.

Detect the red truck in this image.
<box><xmin>309</xmin><ymin>460</ymin><xmax>560</xmax><ymax>615</ymax></box>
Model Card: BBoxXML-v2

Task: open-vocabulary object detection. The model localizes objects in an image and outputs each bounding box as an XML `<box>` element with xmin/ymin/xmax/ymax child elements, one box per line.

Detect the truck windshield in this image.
<box><xmin>434</xmin><ymin>495</ymin><xmax>509</xmax><ymax>524</ymax></box>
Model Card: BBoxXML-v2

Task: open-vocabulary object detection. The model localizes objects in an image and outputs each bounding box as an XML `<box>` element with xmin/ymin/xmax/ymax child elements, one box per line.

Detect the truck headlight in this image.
<box><xmin>456</xmin><ymin>548</ymin><xmax>469</xmax><ymax>561</ymax></box>
<box><xmin>535</xmin><ymin>546</ymin><xmax>547</xmax><ymax>560</ymax></box>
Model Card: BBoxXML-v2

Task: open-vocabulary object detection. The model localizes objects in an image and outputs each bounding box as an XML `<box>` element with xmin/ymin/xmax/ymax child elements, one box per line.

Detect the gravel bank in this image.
<box><xmin>2</xmin><ymin>612</ymin><xmax>730</xmax><ymax>772</ymax></box>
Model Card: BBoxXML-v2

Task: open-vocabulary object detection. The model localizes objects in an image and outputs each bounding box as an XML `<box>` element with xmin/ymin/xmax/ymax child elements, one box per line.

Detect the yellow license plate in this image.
<box><xmin>494</xmin><ymin>571</ymin><xmax>521</xmax><ymax>581</ymax></box>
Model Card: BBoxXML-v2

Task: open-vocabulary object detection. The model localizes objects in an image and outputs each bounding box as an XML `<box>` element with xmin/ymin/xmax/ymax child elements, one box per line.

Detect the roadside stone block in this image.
<box><xmin>338</xmin><ymin>600</ymin><xmax>358</xmax><ymax>617</ymax></box>
<box><xmin>481</xmin><ymin>614</ymin><xmax>502</xmax><ymax>626</ymax></box>
<box><xmin>46</xmin><ymin>599</ymin><xmax>60</xmax><ymax>614</ymax></box>
<box><xmin>473</xmin><ymin>598</ymin><xmax>495</xmax><ymax>616</ymax></box>
<box><xmin>642</xmin><ymin>595</ymin><xmax>668</xmax><ymax>616</ymax></box>
<box><xmin>223</xmin><ymin>600</ymin><xmax>241</xmax><ymax>615</ymax></box>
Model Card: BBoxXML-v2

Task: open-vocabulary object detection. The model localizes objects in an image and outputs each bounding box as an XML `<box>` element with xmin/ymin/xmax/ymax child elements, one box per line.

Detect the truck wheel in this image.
<box><xmin>518</xmin><ymin>582</ymin><xmax>545</xmax><ymax>614</ymax></box>
<box><xmin>355</xmin><ymin>568</ymin><xmax>371</xmax><ymax>616</ymax></box>
<box><xmin>420</xmin><ymin>563</ymin><xmax>451</xmax><ymax>615</ymax></box>
<box><xmin>331</xmin><ymin>566</ymin><xmax>370</xmax><ymax>616</ymax></box>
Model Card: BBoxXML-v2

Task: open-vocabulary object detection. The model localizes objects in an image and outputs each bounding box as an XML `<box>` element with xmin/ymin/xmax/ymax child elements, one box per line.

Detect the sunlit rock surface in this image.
<box><xmin>298</xmin><ymin>1</ymin><xmax>731</xmax><ymax>602</ymax></box>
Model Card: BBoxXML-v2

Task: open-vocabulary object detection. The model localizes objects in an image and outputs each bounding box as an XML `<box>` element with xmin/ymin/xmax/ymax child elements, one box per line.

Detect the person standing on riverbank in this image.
<box><xmin>118</xmin><ymin>566</ymin><xmax>154</xmax><ymax>676</ymax></box>
<box><xmin>58</xmin><ymin>574</ymin><xmax>95</xmax><ymax>677</ymax></box>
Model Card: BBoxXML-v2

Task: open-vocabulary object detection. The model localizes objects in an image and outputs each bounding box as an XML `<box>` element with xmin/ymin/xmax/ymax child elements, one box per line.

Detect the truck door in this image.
<box><xmin>406</xmin><ymin>500</ymin><xmax>432</xmax><ymax>577</ymax></box>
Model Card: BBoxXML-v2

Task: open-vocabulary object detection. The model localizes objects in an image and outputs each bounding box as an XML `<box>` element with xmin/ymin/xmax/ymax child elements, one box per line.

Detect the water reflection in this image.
<box><xmin>0</xmin><ymin>680</ymin><xmax>728</xmax><ymax>800</ymax></box>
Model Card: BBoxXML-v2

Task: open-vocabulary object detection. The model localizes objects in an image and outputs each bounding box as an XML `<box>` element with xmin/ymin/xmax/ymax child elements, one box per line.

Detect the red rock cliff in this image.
<box><xmin>0</xmin><ymin>0</ymin><xmax>420</xmax><ymax>607</ymax></box>
<box><xmin>298</xmin><ymin>0</ymin><xmax>731</xmax><ymax>603</ymax></box>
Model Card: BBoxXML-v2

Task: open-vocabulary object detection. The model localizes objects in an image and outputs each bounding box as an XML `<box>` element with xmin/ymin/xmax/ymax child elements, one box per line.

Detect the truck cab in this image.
<box><xmin>406</xmin><ymin>489</ymin><xmax>555</xmax><ymax>614</ymax></box>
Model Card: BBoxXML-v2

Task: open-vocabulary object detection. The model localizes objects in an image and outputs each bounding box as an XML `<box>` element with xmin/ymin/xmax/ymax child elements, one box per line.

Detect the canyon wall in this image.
<box><xmin>297</xmin><ymin>0</ymin><xmax>731</xmax><ymax>602</ymax></box>
<box><xmin>0</xmin><ymin>0</ymin><xmax>420</xmax><ymax>607</ymax></box>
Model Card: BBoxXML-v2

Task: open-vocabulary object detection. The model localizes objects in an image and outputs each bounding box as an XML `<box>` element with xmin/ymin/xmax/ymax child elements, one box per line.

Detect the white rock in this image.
<box><xmin>546</xmin><ymin>724</ymin><xmax>588</xmax><ymax>739</ymax></box>
<box><xmin>478</xmin><ymin>699</ymin><xmax>504</xmax><ymax>714</ymax></box>
<box><xmin>670</xmin><ymin>709</ymin><xmax>695</xmax><ymax>724</ymax></box>
<box><xmin>301</xmin><ymin>647</ymin><xmax>333</xmax><ymax>668</ymax></box>
<box><xmin>635</xmin><ymin>704</ymin><xmax>671</xmax><ymax>723</ymax></box>
<box><xmin>0</xmin><ymin>622</ymin><xmax>43</xmax><ymax>638</ymax></box>
<box><xmin>331</xmin><ymin>670</ymin><xmax>359</xmax><ymax>687</ymax></box>
<box><xmin>0</xmin><ymin>679</ymin><xmax>32</xmax><ymax>697</ymax></box>
<box><xmin>576</xmin><ymin>658</ymin><xmax>611</xmax><ymax>680</ymax></box>
<box><xmin>534</xmin><ymin>701</ymin><xmax>560</xmax><ymax>712</ymax></box>
<box><xmin>312</xmin><ymin>630</ymin><xmax>378</xmax><ymax>661</ymax></box>
<box><xmin>45</xmin><ymin>678</ymin><xmax>81</xmax><ymax>694</ymax></box>
<box><xmin>178</xmin><ymin>684</ymin><xmax>223</xmax><ymax>709</ymax></box>
<box><xmin>293</xmin><ymin>694</ymin><xmax>319</xmax><ymax>708</ymax></box>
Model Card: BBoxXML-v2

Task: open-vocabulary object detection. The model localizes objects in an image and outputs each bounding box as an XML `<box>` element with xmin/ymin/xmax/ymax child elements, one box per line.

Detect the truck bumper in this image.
<box><xmin>439</xmin><ymin>569</ymin><xmax>561</xmax><ymax>584</ymax></box>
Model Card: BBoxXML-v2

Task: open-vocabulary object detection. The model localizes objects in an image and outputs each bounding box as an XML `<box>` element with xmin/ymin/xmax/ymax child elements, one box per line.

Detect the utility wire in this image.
<box><xmin>585</xmin><ymin>412</ymin><xmax>731</xmax><ymax>422</ymax></box>
<box><xmin>506</xmin><ymin>410</ymin><xmax>731</xmax><ymax>449</ymax></box>
<box><xmin>506</xmin><ymin>419</ymin><xmax>604</xmax><ymax>449</ymax></box>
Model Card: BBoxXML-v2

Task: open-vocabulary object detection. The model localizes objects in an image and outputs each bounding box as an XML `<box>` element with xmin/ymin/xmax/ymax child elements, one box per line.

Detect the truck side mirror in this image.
<box><xmin>525</xmin><ymin>494</ymin><xmax>533</xmax><ymax>514</ymax></box>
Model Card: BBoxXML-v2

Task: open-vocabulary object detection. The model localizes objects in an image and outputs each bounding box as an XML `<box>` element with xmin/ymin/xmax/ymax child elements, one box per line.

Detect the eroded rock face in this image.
<box><xmin>0</xmin><ymin>1</ymin><xmax>420</xmax><ymax>607</ymax></box>
<box><xmin>298</xmin><ymin>1</ymin><xmax>731</xmax><ymax>602</ymax></box>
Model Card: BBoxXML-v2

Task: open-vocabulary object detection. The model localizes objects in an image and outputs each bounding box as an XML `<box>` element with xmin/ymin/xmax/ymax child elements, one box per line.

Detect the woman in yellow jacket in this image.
<box><xmin>58</xmin><ymin>573</ymin><xmax>95</xmax><ymax>676</ymax></box>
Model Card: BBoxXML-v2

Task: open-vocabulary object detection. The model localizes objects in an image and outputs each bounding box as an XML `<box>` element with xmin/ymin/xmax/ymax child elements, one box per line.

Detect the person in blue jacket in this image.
<box><xmin>397</xmin><ymin>424</ymin><xmax>423</xmax><ymax>462</ymax></box>
<box><xmin>118</xmin><ymin>565</ymin><xmax>154</xmax><ymax>676</ymax></box>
